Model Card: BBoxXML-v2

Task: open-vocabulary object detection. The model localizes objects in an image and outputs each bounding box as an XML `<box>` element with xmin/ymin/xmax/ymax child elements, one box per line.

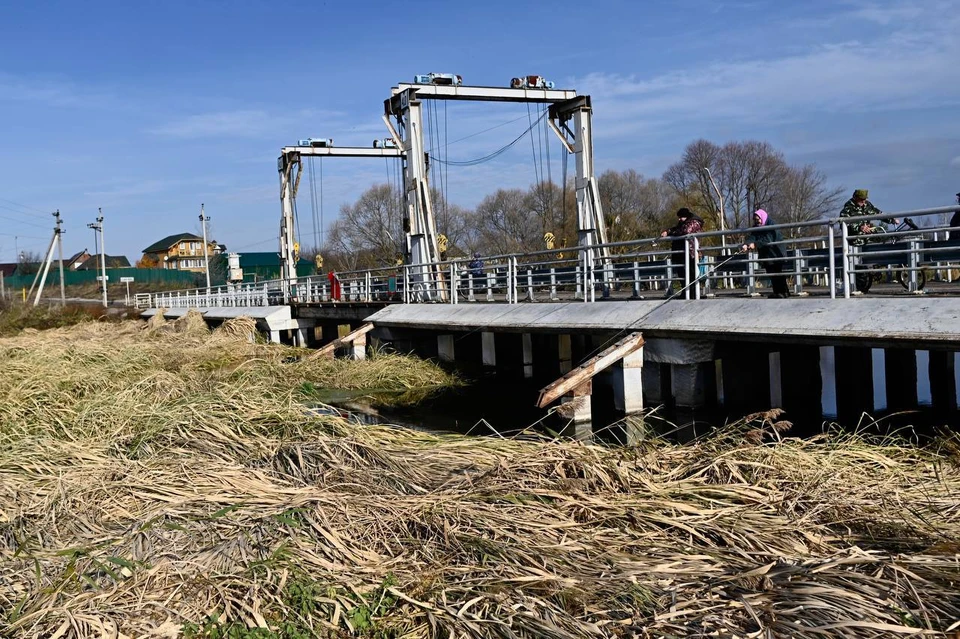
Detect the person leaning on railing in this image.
<box><xmin>839</xmin><ymin>189</ymin><xmax>900</xmax><ymax>240</ymax></box>
<box><xmin>660</xmin><ymin>207</ymin><xmax>704</xmax><ymax>298</ymax></box>
<box><xmin>742</xmin><ymin>209</ymin><xmax>790</xmax><ymax>299</ymax></box>
<box><xmin>951</xmin><ymin>192</ymin><xmax>960</xmax><ymax>231</ymax></box>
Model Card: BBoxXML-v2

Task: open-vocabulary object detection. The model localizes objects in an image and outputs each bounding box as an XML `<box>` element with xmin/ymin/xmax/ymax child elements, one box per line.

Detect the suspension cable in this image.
<box><xmin>434</xmin><ymin>109</ymin><xmax>547</xmax><ymax>167</ymax></box>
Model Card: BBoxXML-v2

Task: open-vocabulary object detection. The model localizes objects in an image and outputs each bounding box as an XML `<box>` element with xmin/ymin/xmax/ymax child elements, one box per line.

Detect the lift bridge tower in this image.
<box><xmin>279</xmin><ymin>78</ymin><xmax>610</xmax><ymax>300</ymax></box>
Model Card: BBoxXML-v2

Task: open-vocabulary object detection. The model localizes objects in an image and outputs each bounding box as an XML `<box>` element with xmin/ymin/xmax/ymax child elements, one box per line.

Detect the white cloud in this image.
<box><xmin>572</xmin><ymin>5</ymin><xmax>960</xmax><ymax>138</ymax></box>
<box><xmin>0</xmin><ymin>72</ymin><xmax>114</xmax><ymax>108</ymax></box>
<box><xmin>148</xmin><ymin>108</ymin><xmax>342</xmax><ymax>139</ymax></box>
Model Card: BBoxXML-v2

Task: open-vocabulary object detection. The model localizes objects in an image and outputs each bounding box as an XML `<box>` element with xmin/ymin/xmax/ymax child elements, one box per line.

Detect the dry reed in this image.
<box><xmin>0</xmin><ymin>320</ymin><xmax>958</xmax><ymax>638</ymax></box>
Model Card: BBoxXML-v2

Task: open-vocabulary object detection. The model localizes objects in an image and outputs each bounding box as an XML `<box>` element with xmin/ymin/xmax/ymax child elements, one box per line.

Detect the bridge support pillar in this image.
<box><xmin>613</xmin><ymin>348</ymin><xmax>644</xmax><ymax>414</ymax></box>
<box><xmin>871</xmin><ymin>348</ymin><xmax>887</xmax><ymax>412</ymax></box>
<box><xmin>916</xmin><ymin>350</ymin><xmax>932</xmax><ymax>407</ymax></box>
<box><xmin>642</xmin><ymin>362</ymin><xmax>664</xmax><ymax>405</ymax></box>
<box><xmin>350</xmin><ymin>333</ymin><xmax>367</xmax><ymax>360</ymax></box>
<box><xmin>295</xmin><ymin>326</ymin><xmax>309</xmax><ymax>348</ymax></box>
<box><xmin>558</xmin><ymin>335</ymin><xmax>572</xmax><ymax>374</ymax></box>
<box><xmin>269</xmin><ymin>330</ymin><xmax>281</xmax><ymax>344</ymax></box>
<box><xmin>438</xmin><ymin>335</ymin><xmax>455</xmax><ymax>363</ymax></box>
<box><xmin>481</xmin><ymin>332</ymin><xmax>496</xmax><ymax>367</ymax></box>
<box><xmin>819</xmin><ymin>346</ymin><xmax>837</xmax><ymax>419</ymax></box>
<box><xmin>560</xmin><ymin>381</ymin><xmax>593</xmax><ymax>440</ymax></box>
<box><xmin>672</xmin><ymin>363</ymin><xmax>708</xmax><ymax>409</ymax></box>
<box><xmin>522</xmin><ymin>333</ymin><xmax>533</xmax><ymax>378</ymax></box>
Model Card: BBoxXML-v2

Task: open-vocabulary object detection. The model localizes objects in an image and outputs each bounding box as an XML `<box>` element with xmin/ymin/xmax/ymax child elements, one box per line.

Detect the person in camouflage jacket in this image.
<box><xmin>839</xmin><ymin>189</ymin><xmax>898</xmax><ymax>238</ymax></box>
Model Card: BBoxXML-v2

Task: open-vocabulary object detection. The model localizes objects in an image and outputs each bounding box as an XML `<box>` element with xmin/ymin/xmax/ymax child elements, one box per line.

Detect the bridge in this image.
<box><xmin>135</xmin><ymin>76</ymin><xmax>960</xmax><ymax>431</ymax></box>
<box><xmin>138</xmin><ymin>204</ymin><xmax>960</xmax><ymax>431</ymax></box>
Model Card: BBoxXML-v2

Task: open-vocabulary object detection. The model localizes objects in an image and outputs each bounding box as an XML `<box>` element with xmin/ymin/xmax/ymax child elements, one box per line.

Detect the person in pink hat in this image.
<box><xmin>742</xmin><ymin>209</ymin><xmax>789</xmax><ymax>298</ymax></box>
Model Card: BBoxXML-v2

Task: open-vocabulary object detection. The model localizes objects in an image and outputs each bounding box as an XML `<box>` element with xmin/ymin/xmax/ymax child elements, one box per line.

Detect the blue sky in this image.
<box><xmin>1</xmin><ymin>0</ymin><xmax>958</xmax><ymax>262</ymax></box>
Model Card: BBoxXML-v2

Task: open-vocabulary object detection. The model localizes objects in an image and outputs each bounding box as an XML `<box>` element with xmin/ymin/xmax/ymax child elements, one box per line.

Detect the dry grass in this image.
<box><xmin>0</xmin><ymin>320</ymin><xmax>958</xmax><ymax>638</ymax></box>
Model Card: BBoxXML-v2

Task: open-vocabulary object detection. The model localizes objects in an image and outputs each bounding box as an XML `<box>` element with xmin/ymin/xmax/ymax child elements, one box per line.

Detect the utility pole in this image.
<box><xmin>199</xmin><ymin>203</ymin><xmax>211</xmax><ymax>290</ymax></box>
<box><xmin>30</xmin><ymin>212</ymin><xmax>63</xmax><ymax>307</ymax></box>
<box><xmin>88</xmin><ymin>209</ymin><xmax>107</xmax><ymax>307</ymax></box>
<box><xmin>54</xmin><ymin>210</ymin><xmax>65</xmax><ymax>305</ymax></box>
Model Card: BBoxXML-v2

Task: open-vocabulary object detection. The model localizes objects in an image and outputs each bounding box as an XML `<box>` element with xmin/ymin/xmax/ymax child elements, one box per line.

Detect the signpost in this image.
<box><xmin>120</xmin><ymin>276</ymin><xmax>134</xmax><ymax>306</ymax></box>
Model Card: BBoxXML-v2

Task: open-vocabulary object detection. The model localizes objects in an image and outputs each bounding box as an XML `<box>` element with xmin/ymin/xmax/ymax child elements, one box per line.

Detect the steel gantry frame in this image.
<box><xmin>278</xmin><ymin>145</ymin><xmax>404</xmax><ymax>298</ymax></box>
<box><xmin>279</xmin><ymin>81</ymin><xmax>611</xmax><ymax>301</ymax></box>
<box><xmin>383</xmin><ymin>83</ymin><xmax>611</xmax><ymax>300</ymax></box>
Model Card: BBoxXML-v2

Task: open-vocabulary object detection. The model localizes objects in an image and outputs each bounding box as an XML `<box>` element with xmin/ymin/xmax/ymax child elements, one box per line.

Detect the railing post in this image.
<box><xmin>365</xmin><ymin>271</ymin><xmax>372</xmax><ymax>302</ymax></box>
<box><xmin>909</xmin><ymin>238</ymin><xmax>920</xmax><ymax>293</ymax></box>
<box><xmin>827</xmin><ymin>230</ymin><xmax>836</xmax><ymax>299</ymax></box>
<box><xmin>450</xmin><ymin>263</ymin><xmax>458</xmax><ymax>304</ymax></box>
<box><xmin>575</xmin><ymin>259</ymin><xmax>583</xmax><ymax>300</ymax></box>
<box><xmin>403</xmin><ymin>266</ymin><xmax>410</xmax><ymax>304</ymax></box>
<box><xmin>792</xmin><ymin>248</ymin><xmax>803</xmax><ymax>296</ymax></box>
<box><xmin>549</xmin><ymin>268</ymin><xmax>558</xmax><ymax>301</ymax></box>
<box><xmin>746</xmin><ymin>250</ymin><xmax>757</xmax><ymax>296</ymax></box>
<box><xmin>841</xmin><ymin>223</ymin><xmax>851</xmax><ymax>299</ymax></box>
<box><xmin>631</xmin><ymin>261</ymin><xmax>641</xmax><ymax>299</ymax></box>
<box><xmin>526</xmin><ymin>268</ymin><xmax>534</xmax><ymax>302</ymax></box>
<box><xmin>486</xmin><ymin>272</ymin><xmax>494</xmax><ymax>302</ymax></box>
<box><xmin>693</xmin><ymin>237</ymin><xmax>701</xmax><ymax>300</ymax></box>
<box><xmin>467</xmin><ymin>273</ymin><xmax>475</xmax><ymax>302</ymax></box>
<box><xmin>510</xmin><ymin>257</ymin><xmax>519</xmax><ymax>304</ymax></box>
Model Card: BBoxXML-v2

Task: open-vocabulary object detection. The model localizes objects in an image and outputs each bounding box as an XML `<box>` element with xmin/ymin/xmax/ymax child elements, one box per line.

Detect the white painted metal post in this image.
<box><xmin>871</xmin><ymin>348</ymin><xmax>887</xmax><ymax>412</ymax></box>
<box><xmin>841</xmin><ymin>224</ymin><xmax>851</xmax><ymax>299</ymax></box>
<box><xmin>828</xmin><ymin>228</ymin><xmax>836</xmax><ymax>299</ymax></box>
<box><xmin>549</xmin><ymin>268</ymin><xmax>558</xmax><ymax>301</ymax></box>
<box><xmin>526</xmin><ymin>268</ymin><xmax>534</xmax><ymax>302</ymax></box>
<box><xmin>916</xmin><ymin>350</ymin><xmax>932</xmax><ymax>406</ymax></box>
<box><xmin>819</xmin><ymin>346</ymin><xmax>838</xmax><ymax>419</ymax></box>
<box><xmin>746</xmin><ymin>250</ymin><xmax>757</xmax><ymax>296</ymax></box>
<box><xmin>449</xmin><ymin>263</ymin><xmax>458</xmax><ymax>304</ymax></box>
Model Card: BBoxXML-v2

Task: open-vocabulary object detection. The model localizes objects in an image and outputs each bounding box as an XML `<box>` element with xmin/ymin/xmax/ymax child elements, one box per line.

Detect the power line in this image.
<box><xmin>0</xmin><ymin>197</ymin><xmax>50</xmax><ymax>218</ymax></box>
<box><xmin>433</xmin><ymin>109</ymin><xmax>548</xmax><ymax>167</ymax></box>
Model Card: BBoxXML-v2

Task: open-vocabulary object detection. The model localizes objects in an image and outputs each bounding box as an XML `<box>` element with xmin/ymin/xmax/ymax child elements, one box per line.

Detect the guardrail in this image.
<box><xmin>136</xmin><ymin>205</ymin><xmax>960</xmax><ymax>310</ymax></box>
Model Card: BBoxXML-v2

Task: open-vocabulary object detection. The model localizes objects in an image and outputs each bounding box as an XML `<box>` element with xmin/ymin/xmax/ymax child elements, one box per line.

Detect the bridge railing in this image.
<box><xmin>136</xmin><ymin>205</ymin><xmax>960</xmax><ymax>309</ymax></box>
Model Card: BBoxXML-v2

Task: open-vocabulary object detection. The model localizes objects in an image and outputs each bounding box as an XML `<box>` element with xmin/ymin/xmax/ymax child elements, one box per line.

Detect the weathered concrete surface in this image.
<box><xmin>366</xmin><ymin>298</ymin><xmax>960</xmax><ymax>347</ymax></box>
<box><xmin>141</xmin><ymin>306</ymin><xmax>306</xmax><ymax>332</ymax></box>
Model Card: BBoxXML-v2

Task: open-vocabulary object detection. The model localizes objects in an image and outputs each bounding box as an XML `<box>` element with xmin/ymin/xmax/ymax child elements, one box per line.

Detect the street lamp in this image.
<box><xmin>701</xmin><ymin>167</ymin><xmax>726</xmax><ymax>239</ymax></box>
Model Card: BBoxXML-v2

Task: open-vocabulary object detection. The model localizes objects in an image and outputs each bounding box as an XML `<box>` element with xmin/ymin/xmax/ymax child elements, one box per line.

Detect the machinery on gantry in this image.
<box><xmin>278</xmin><ymin>73</ymin><xmax>610</xmax><ymax>301</ymax></box>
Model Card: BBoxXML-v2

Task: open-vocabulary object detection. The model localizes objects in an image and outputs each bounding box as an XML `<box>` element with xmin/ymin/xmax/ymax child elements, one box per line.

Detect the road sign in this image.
<box><xmin>96</xmin><ymin>275</ymin><xmax>110</xmax><ymax>282</ymax></box>
<box><xmin>120</xmin><ymin>276</ymin><xmax>134</xmax><ymax>283</ymax></box>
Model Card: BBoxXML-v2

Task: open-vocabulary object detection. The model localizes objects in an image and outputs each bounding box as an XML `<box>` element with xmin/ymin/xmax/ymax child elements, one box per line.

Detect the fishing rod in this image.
<box><xmin>574</xmin><ymin>247</ymin><xmax>748</xmax><ymax>362</ymax></box>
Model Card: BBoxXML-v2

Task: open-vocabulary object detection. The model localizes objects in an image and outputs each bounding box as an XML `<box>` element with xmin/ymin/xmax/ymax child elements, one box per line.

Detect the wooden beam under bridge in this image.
<box><xmin>536</xmin><ymin>332</ymin><xmax>644</xmax><ymax>408</ymax></box>
<box><xmin>308</xmin><ymin>322</ymin><xmax>374</xmax><ymax>359</ymax></box>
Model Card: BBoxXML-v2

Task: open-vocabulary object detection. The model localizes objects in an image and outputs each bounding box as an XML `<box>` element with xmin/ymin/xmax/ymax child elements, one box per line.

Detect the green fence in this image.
<box><xmin>1</xmin><ymin>268</ymin><xmax>202</xmax><ymax>290</ymax></box>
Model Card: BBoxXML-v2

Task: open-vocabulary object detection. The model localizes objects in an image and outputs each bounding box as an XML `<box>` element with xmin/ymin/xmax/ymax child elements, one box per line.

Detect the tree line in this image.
<box><xmin>315</xmin><ymin>138</ymin><xmax>844</xmax><ymax>271</ymax></box>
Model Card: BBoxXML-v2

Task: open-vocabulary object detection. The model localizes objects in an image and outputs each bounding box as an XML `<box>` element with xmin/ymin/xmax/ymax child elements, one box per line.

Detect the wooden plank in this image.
<box><xmin>536</xmin><ymin>332</ymin><xmax>644</xmax><ymax>408</ymax></box>
<box><xmin>308</xmin><ymin>322</ymin><xmax>374</xmax><ymax>360</ymax></box>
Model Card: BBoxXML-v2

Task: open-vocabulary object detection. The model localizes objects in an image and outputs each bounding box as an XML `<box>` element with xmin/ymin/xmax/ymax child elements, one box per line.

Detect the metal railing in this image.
<box><xmin>135</xmin><ymin>205</ymin><xmax>960</xmax><ymax>310</ymax></box>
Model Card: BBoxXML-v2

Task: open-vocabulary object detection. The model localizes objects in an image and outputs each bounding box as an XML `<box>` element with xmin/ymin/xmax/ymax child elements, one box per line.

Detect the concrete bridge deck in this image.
<box><xmin>368</xmin><ymin>298</ymin><xmax>960</xmax><ymax>348</ymax></box>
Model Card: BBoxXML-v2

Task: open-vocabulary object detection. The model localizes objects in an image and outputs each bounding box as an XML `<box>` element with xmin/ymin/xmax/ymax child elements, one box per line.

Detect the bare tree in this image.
<box><xmin>598</xmin><ymin>170</ymin><xmax>675</xmax><ymax>241</ymax></box>
<box><xmin>773</xmin><ymin>164</ymin><xmax>845</xmax><ymax>236</ymax></box>
<box><xmin>467</xmin><ymin>188</ymin><xmax>542</xmax><ymax>255</ymax></box>
<box><xmin>325</xmin><ymin>184</ymin><xmax>403</xmax><ymax>270</ymax></box>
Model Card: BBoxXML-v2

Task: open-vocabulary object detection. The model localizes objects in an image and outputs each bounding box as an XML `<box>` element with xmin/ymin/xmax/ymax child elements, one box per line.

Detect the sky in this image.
<box><xmin>1</xmin><ymin>0</ymin><xmax>958</xmax><ymax>262</ymax></box>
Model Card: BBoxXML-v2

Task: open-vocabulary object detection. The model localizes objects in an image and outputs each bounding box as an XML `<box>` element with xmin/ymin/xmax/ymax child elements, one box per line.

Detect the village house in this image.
<box><xmin>140</xmin><ymin>233</ymin><xmax>223</xmax><ymax>272</ymax></box>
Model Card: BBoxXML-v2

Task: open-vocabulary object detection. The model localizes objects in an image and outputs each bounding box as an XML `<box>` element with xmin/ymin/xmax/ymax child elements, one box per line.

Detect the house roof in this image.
<box><xmin>75</xmin><ymin>254</ymin><xmax>132</xmax><ymax>270</ymax></box>
<box><xmin>142</xmin><ymin>233</ymin><xmax>204</xmax><ymax>254</ymax></box>
<box><xmin>0</xmin><ymin>263</ymin><xmax>17</xmax><ymax>277</ymax></box>
<box><xmin>65</xmin><ymin>249</ymin><xmax>90</xmax><ymax>265</ymax></box>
